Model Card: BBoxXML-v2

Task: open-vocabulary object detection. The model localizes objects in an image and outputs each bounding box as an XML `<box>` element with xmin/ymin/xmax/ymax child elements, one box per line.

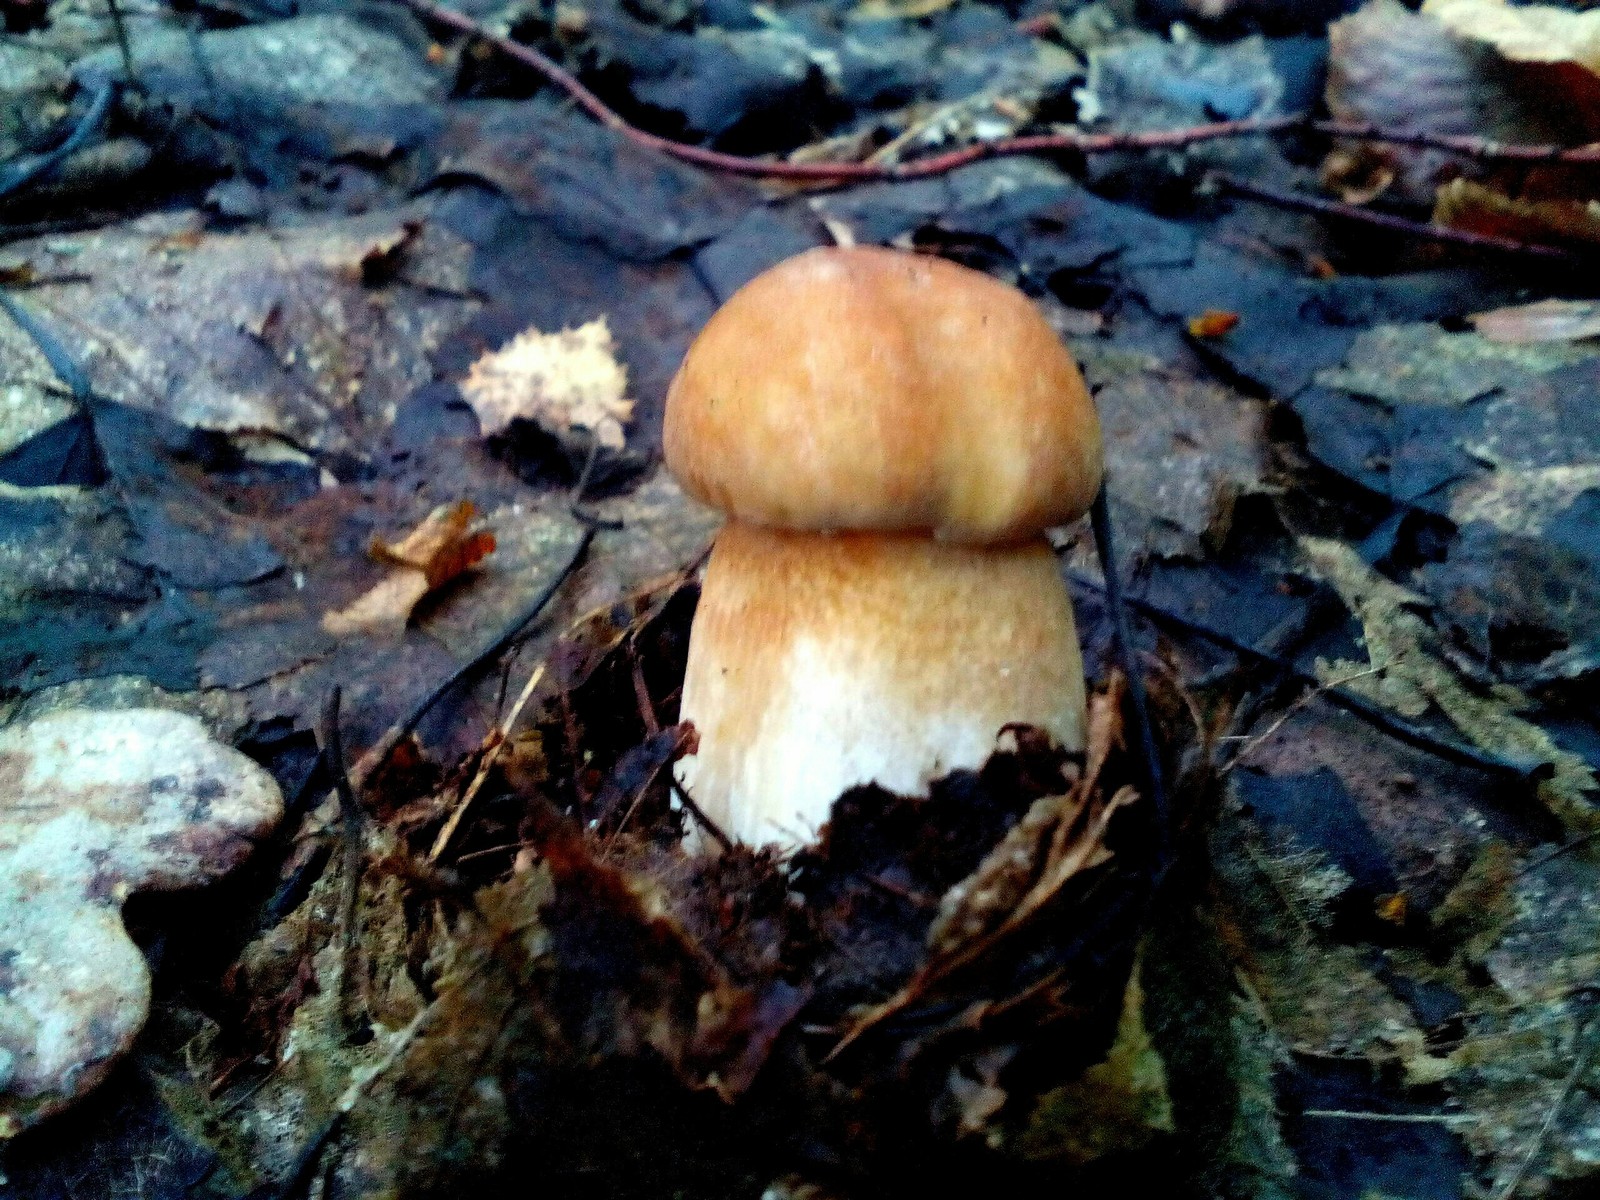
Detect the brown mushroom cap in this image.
<box><xmin>664</xmin><ymin>246</ymin><xmax>1103</xmax><ymax>544</ymax></box>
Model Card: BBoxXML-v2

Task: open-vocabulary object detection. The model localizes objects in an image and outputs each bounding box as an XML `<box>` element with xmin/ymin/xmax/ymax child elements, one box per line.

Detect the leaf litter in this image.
<box><xmin>1</xmin><ymin>0</ymin><xmax>1599</xmax><ymax>1195</ymax></box>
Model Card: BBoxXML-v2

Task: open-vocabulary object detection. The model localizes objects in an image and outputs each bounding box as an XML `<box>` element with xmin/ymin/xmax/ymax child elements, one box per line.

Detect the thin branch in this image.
<box><xmin>428</xmin><ymin>661</ymin><xmax>547</xmax><ymax>862</ymax></box>
<box><xmin>670</xmin><ymin>774</ymin><xmax>733</xmax><ymax>854</ymax></box>
<box><xmin>1312</xmin><ymin>120</ymin><xmax>1600</xmax><ymax>165</ymax></box>
<box><xmin>393</xmin><ymin>0</ymin><xmax>1600</xmax><ymax>192</ymax></box>
<box><xmin>1063</xmin><ymin>567</ymin><xmax>1546</xmax><ymax>783</ymax></box>
<box><xmin>1494</xmin><ymin>1010</ymin><xmax>1600</xmax><ymax>1200</ymax></box>
<box><xmin>1209</xmin><ymin>171</ymin><xmax>1585</xmax><ymax>264</ymax></box>
<box><xmin>0</xmin><ymin>79</ymin><xmax>118</xmax><ymax>201</ymax></box>
<box><xmin>1090</xmin><ymin>486</ymin><xmax>1168</xmax><ymax>875</ymax></box>
<box><xmin>396</xmin><ymin>0</ymin><xmax>1296</xmax><ymax>181</ymax></box>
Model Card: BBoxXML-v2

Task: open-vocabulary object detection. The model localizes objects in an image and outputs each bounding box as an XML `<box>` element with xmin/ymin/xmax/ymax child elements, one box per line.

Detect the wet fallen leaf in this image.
<box><xmin>459</xmin><ymin>316</ymin><xmax>634</xmax><ymax>449</ymax></box>
<box><xmin>322</xmin><ymin>500</ymin><xmax>496</xmax><ymax>637</ymax></box>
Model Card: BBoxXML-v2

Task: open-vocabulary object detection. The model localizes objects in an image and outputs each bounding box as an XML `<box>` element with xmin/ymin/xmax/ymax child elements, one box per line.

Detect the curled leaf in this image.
<box><xmin>460</xmin><ymin>317</ymin><xmax>634</xmax><ymax>450</ymax></box>
<box><xmin>322</xmin><ymin>500</ymin><xmax>495</xmax><ymax>636</ymax></box>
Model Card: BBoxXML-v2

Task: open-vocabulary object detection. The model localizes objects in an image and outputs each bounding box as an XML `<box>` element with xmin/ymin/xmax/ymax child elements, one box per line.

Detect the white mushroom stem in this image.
<box><xmin>676</xmin><ymin>521</ymin><xmax>1087</xmax><ymax>850</ymax></box>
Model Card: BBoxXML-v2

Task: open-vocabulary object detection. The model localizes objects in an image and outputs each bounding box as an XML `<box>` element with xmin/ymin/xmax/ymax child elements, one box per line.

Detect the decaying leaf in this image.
<box><xmin>1014</xmin><ymin>960</ymin><xmax>1175</xmax><ymax>1163</ymax></box>
<box><xmin>322</xmin><ymin>500</ymin><xmax>496</xmax><ymax>637</ymax></box>
<box><xmin>832</xmin><ymin>684</ymin><xmax>1138</xmax><ymax>1057</ymax></box>
<box><xmin>1324</xmin><ymin>0</ymin><xmax>1544</xmax><ymax>205</ymax></box>
<box><xmin>1469</xmin><ymin>299</ymin><xmax>1600</xmax><ymax>345</ymax></box>
<box><xmin>459</xmin><ymin>317</ymin><xmax>634</xmax><ymax>449</ymax></box>
<box><xmin>1449</xmin><ymin>463</ymin><xmax>1600</xmax><ymax>538</ymax></box>
<box><xmin>1434</xmin><ymin>177</ymin><xmax>1600</xmax><ymax>250</ymax></box>
<box><xmin>1297</xmin><ymin>536</ymin><xmax>1597</xmax><ymax>829</ymax></box>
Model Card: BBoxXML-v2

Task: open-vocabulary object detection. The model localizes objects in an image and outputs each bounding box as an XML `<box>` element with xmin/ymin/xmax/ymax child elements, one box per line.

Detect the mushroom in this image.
<box><xmin>663</xmin><ymin>246</ymin><xmax>1104</xmax><ymax>849</ymax></box>
<box><xmin>0</xmin><ymin>708</ymin><xmax>282</xmax><ymax>1137</ymax></box>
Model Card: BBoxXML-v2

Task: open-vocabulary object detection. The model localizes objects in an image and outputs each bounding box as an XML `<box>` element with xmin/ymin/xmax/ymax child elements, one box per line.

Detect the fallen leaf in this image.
<box><xmin>1187</xmin><ymin>309</ymin><xmax>1241</xmax><ymax>339</ymax></box>
<box><xmin>322</xmin><ymin>501</ymin><xmax>495</xmax><ymax>637</ymax></box>
<box><xmin>831</xmin><ymin>684</ymin><xmax>1138</xmax><ymax>1057</ymax></box>
<box><xmin>1014</xmin><ymin>961</ymin><xmax>1175</xmax><ymax>1163</ymax></box>
<box><xmin>459</xmin><ymin>317</ymin><xmax>634</xmax><ymax>449</ymax></box>
<box><xmin>1468</xmin><ymin>299</ymin><xmax>1600</xmax><ymax>345</ymax></box>
<box><xmin>1434</xmin><ymin>177</ymin><xmax>1600</xmax><ymax>249</ymax></box>
<box><xmin>1324</xmin><ymin>0</ymin><xmax>1545</xmax><ymax>205</ymax></box>
<box><xmin>1426</xmin><ymin>0</ymin><xmax>1600</xmax><ymax>135</ymax></box>
<box><xmin>370</xmin><ymin>499</ymin><xmax>497</xmax><ymax>589</ymax></box>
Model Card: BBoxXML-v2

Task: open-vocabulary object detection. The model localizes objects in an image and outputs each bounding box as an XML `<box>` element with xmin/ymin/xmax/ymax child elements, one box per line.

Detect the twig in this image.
<box><xmin>1301</xmin><ymin>1109</ymin><xmax>1474</xmax><ymax>1124</ymax></box>
<box><xmin>1517</xmin><ymin>829</ymin><xmax>1600</xmax><ymax>878</ymax></box>
<box><xmin>1063</xmin><ymin>568</ymin><xmax>1545</xmax><ymax>783</ymax></box>
<box><xmin>670</xmin><ymin>775</ymin><xmax>733</xmax><ymax>854</ymax></box>
<box><xmin>603</xmin><ymin>725</ymin><xmax>694</xmax><ymax>855</ymax></box>
<box><xmin>428</xmin><ymin>662</ymin><xmax>547</xmax><ymax>862</ymax></box>
<box><xmin>0</xmin><ymin>289</ymin><xmax>106</xmax><ymax>486</ymax></box>
<box><xmin>319</xmin><ymin>687</ymin><xmax>366</xmax><ymax>1033</ymax></box>
<box><xmin>391</xmin><ymin>0</ymin><xmax>1600</xmax><ymax>190</ymax></box>
<box><xmin>1209</xmin><ymin>171</ymin><xmax>1585</xmax><ymax>264</ymax></box>
<box><xmin>1494</xmin><ymin>1010</ymin><xmax>1600</xmax><ymax>1200</ymax></box>
<box><xmin>1312</xmin><ymin>120</ymin><xmax>1600</xmax><ymax>165</ymax></box>
<box><xmin>1218</xmin><ymin>663</ymin><xmax>1387</xmax><ymax>775</ymax></box>
<box><xmin>104</xmin><ymin>0</ymin><xmax>139</xmax><ymax>91</ymax></box>
<box><xmin>0</xmin><ymin>289</ymin><xmax>92</xmax><ymax>400</ymax></box>
<box><xmin>0</xmin><ymin>79</ymin><xmax>118</xmax><ymax>201</ymax></box>
<box><xmin>1090</xmin><ymin>486</ymin><xmax>1168</xmax><ymax>874</ymax></box>
<box><xmin>349</xmin><ymin>526</ymin><xmax>594</xmax><ymax>791</ymax></box>
<box><xmin>395</xmin><ymin>0</ymin><xmax>1297</xmax><ymax>182</ymax></box>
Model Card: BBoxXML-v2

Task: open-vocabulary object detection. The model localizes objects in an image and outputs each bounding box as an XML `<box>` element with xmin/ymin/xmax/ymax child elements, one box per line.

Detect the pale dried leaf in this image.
<box><xmin>1426</xmin><ymin>0</ymin><xmax>1600</xmax><ymax>76</ymax></box>
<box><xmin>1468</xmin><ymin>299</ymin><xmax>1600</xmax><ymax>345</ymax></box>
<box><xmin>1324</xmin><ymin>0</ymin><xmax>1541</xmax><ymax>204</ymax></box>
<box><xmin>459</xmin><ymin>317</ymin><xmax>633</xmax><ymax>449</ymax></box>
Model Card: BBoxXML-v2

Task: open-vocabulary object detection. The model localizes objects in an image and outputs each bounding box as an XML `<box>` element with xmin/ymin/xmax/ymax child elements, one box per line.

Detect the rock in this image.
<box><xmin>0</xmin><ymin>708</ymin><xmax>282</xmax><ymax>1137</ymax></box>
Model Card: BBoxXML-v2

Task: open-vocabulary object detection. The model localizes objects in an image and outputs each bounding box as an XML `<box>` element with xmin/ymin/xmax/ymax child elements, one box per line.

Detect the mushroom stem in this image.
<box><xmin>676</xmin><ymin>521</ymin><xmax>1087</xmax><ymax>850</ymax></box>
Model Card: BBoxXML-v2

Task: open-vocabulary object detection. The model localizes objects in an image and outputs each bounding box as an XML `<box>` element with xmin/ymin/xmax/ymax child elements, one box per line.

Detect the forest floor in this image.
<box><xmin>1</xmin><ymin>0</ymin><xmax>1599</xmax><ymax>1196</ymax></box>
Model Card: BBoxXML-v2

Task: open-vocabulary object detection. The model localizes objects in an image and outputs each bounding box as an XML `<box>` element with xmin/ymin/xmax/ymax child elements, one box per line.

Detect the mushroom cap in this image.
<box><xmin>663</xmin><ymin>246</ymin><xmax>1103</xmax><ymax>544</ymax></box>
<box><xmin>676</xmin><ymin>522</ymin><xmax>1086</xmax><ymax>849</ymax></box>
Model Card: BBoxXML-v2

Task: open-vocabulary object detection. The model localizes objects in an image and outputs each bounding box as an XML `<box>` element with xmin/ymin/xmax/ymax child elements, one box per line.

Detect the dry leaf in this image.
<box><xmin>1325</xmin><ymin>0</ymin><xmax>1523</xmax><ymax>205</ymax></box>
<box><xmin>830</xmin><ymin>684</ymin><xmax>1137</xmax><ymax>1059</ymax></box>
<box><xmin>1468</xmin><ymin>299</ymin><xmax>1600</xmax><ymax>345</ymax></box>
<box><xmin>1434</xmin><ymin>177</ymin><xmax>1600</xmax><ymax>249</ymax></box>
<box><xmin>323</xmin><ymin>501</ymin><xmax>495</xmax><ymax>636</ymax></box>
<box><xmin>459</xmin><ymin>317</ymin><xmax>633</xmax><ymax>449</ymax></box>
<box><xmin>1426</xmin><ymin>0</ymin><xmax>1600</xmax><ymax>135</ymax></box>
<box><xmin>1187</xmin><ymin>309</ymin><xmax>1241</xmax><ymax>339</ymax></box>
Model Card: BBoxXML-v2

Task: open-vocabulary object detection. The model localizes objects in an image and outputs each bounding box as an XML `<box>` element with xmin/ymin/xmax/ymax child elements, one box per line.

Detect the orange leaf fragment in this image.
<box><xmin>1187</xmin><ymin>309</ymin><xmax>1241</xmax><ymax>339</ymax></box>
<box><xmin>323</xmin><ymin>500</ymin><xmax>495</xmax><ymax>636</ymax></box>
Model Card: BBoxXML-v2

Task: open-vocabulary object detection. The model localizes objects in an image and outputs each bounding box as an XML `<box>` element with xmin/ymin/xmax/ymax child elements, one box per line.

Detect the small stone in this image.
<box><xmin>0</xmin><ymin>708</ymin><xmax>282</xmax><ymax>1136</ymax></box>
